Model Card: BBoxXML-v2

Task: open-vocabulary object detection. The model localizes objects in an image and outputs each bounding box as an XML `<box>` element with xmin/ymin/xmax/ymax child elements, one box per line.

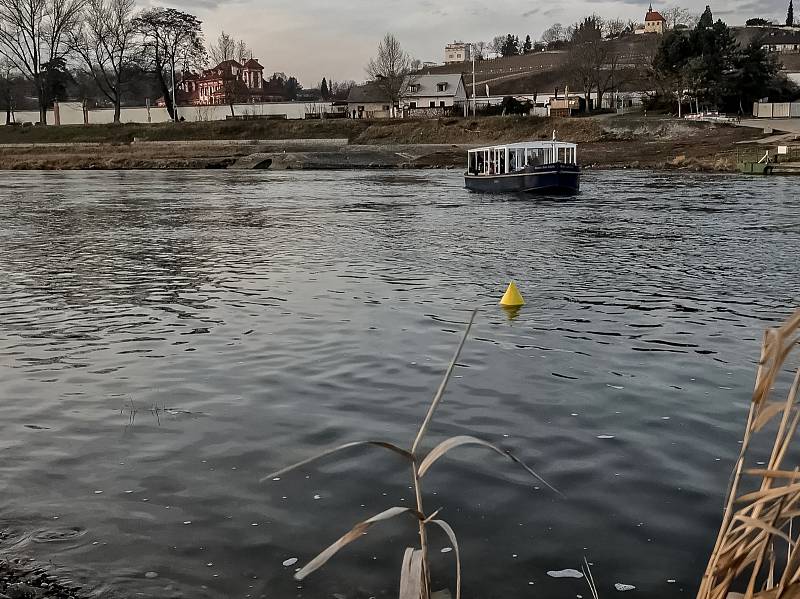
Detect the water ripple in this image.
<box><xmin>0</xmin><ymin>169</ymin><xmax>797</xmax><ymax>599</ymax></box>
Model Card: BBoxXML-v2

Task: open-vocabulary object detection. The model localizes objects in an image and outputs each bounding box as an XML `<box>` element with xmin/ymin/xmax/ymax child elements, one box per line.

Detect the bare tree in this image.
<box><xmin>541</xmin><ymin>23</ymin><xmax>566</xmax><ymax>45</ymax></box>
<box><xmin>567</xmin><ymin>40</ymin><xmax>605</xmax><ymax>111</ymax></box>
<box><xmin>662</xmin><ymin>6</ymin><xmax>693</xmax><ymax>30</ymax></box>
<box><xmin>472</xmin><ymin>40</ymin><xmax>489</xmax><ymax>59</ymax></box>
<box><xmin>0</xmin><ymin>0</ymin><xmax>83</xmax><ymax>123</ymax></box>
<box><xmin>366</xmin><ymin>33</ymin><xmax>411</xmax><ymax>118</ymax></box>
<box><xmin>604</xmin><ymin>18</ymin><xmax>628</xmax><ymax>38</ymax></box>
<box><xmin>135</xmin><ymin>7</ymin><xmax>205</xmax><ymax>121</ymax></box>
<box><xmin>489</xmin><ymin>34</ymin><xmax>506</xmax><ymax>56</ymax></box>
<box><xmin>329</xmin><ymin>79</ymin><xmax>355</xmax><ymax>101</ymax></box>
<box><xmin>234</xmin><ymin>39</ymin><xmax>249</xmax><ymax>63</ymax></box>
<box><xmin>209</xmin><ymin>30</ymin><xmax>250</xmax><ymax>65</ymax></box>
<box><xmin>209</xmin><ymin>30</ymin><xmax>234</xmax><ymax>64</ymax></box>
<box><xmin>70</xmin><ymin>0</ymin><xmax>136</xmax><ymax>123</ymax></box>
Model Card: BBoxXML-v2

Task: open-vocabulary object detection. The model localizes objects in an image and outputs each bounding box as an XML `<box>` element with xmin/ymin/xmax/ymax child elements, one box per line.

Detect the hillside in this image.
<box><xmin>420</xmin><ymin>33</ymin><xmax>800</xmax><ymax>95</ymax></box>
<box><xmin>418</xmin><ymin>36</ymin><xmax>658</xmax><ymax>95</ymax></box>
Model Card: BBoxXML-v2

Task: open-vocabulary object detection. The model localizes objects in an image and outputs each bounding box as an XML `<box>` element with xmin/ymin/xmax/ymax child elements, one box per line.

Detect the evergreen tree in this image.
<box><xmin>572</xmin><ymin>15</ymin><xmax>604</xmax><ymax>43</ymax></box>
<box><xmin>653</xmin><ymin>10</ymin><xmax>799</xmax><ymax>112</ymax></box>
<box><xmin>285</xmin><ymin>76</ymin><xmax>300</xmax><ymax>101</ymax></box>
<box><xmin>320</xmin><ymin>77</ymin><xmax>329</xmax><ymax>100</ymax></box>
<box><xmin>513</xmin><ymin>35</ymin><xmax>520</xmax><ymax>54</ymax></box>
<box><xmin>788</xmin><ymin>0</ymin><xmax>794</xmax><ymax>26</ymax></box>
<box><xmin>501</xmin><ymin>34</ymin><xmax>516</xmax><ymax>56</ymax></box>
<box><xmin>523</xmin><ymin>34</ymin><xmax>533</xmax><ymax>53</ymax></box>
<box><xmin>698</xmin><ymin>5</ymin><xmax>714</xmax><ymax>29</ymax></box>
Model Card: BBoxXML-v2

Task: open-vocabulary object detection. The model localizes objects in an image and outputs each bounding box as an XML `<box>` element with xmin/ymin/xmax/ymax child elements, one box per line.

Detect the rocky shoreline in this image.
<box><xmin>0</xmin><ymin>560</ymin><xmax>83</xmax><ymax>599</ymax></box>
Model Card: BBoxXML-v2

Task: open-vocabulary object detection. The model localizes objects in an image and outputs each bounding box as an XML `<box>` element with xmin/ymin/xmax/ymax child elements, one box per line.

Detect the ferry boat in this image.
<box><xmin>464</xmin><ymin>140</ymin><xmax>580</xmax><ymax>195</ymax></box>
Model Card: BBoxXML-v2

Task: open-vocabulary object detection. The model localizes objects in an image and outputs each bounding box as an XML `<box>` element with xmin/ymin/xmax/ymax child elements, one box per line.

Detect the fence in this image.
<box><xmin>753</xmin><ymin>101</ymin><xmax>800</xmax><ymax>118</ymax></box>
<box><xmin>7</xmin><ymin>101</ymin><xmax>336</xmax><ymax>126</ymax></box>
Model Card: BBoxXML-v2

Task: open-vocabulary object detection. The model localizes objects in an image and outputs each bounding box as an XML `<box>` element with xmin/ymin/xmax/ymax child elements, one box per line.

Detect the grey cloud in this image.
<box><xmin>181</xmin><ymin>0</ymin><xmax>792</xmax><ymax>85</ymax></box>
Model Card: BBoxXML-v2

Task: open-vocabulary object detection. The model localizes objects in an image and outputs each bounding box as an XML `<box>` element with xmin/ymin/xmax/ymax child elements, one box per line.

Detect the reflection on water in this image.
<box><xmin>0</xmin><ymin>169</ymin><xmax>798</xmax><ymax>599</ymax></box>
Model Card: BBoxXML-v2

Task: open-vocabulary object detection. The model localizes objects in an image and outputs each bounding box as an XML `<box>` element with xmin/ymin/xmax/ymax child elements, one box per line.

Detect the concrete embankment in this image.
<box><xmin>231</xmin><ymin>144</ymin><xmax>467</xmax><ymax>170</ymax></box>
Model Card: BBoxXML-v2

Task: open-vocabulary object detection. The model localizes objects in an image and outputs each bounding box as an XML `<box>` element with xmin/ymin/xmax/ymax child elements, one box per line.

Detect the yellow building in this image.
<box><xmin>645</xmin><ymin>4</ymin><xmax>666</xmax><ymax>34</ymax></box>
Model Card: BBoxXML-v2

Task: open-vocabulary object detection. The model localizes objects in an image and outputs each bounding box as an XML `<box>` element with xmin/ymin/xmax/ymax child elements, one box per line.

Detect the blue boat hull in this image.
<box><xmin>464</xmin><ymin>163</ymin><xmax>580</xmax><ymax>195</ymax></box>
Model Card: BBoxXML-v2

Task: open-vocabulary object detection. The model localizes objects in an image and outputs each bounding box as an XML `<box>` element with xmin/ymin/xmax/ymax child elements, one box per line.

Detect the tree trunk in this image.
<box><xmin>229</xmin><ymin>103</ymin><xmax>234</xmax><ymax>117</ymax></box>
<box><xmin>5</xmin><ymin>107</ymin><xmax>10</xmax><ymax>125</ymax></box>
<box><xmin>37</xmin><ymin>78</ymin><xmax>48</xmax><ymax>125</ymax></box>
<box><xmin>114</xmin><ymin>97</ymin><xmax>121</xmax><ymax>124</ymax></box>
<box><xmin>157</xmin><ymin>72</ymin><xmax>175</xmax><ymax>120</ymax></box>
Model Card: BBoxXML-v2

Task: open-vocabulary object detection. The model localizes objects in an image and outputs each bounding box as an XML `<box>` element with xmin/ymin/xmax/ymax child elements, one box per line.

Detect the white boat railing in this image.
<box><xmin>467</xmin><ymin>141</ymin><xmax>577</xmax><ymax>175</ymax></box>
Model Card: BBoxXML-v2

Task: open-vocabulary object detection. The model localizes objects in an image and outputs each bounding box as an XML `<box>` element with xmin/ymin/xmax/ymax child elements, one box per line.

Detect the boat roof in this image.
<box><xmin>469</xmin><ymin>141</ymin><xmax>577</xmax><ymax>153</ymax></box>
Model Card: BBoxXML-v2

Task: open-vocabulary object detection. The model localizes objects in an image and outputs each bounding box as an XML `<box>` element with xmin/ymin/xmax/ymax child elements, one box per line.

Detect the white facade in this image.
<box><xmin>9</xmin><ymin>100</ymin><xmax>337</xmax><ymax>125</ymax></box>
<box><xmin>444</xmin><ymin>42</ymin><xmax>471</xmax><ymax>64</ymax></box>
<box><xmin>402</xmin><ymin>74</ymin><xmax>468</xmax><ymax>110</ymax></box>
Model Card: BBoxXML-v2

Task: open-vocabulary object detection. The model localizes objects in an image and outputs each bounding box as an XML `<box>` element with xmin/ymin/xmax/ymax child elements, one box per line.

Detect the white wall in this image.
<box><xmin>9</xmin><ymin>101</ymin><xmax>334</xmax><ymax>125</ymax></box>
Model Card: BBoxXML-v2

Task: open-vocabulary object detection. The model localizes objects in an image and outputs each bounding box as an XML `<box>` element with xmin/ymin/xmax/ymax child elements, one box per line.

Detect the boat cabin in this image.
<box><xmin>467</xmin><ymin>141</ymin><xmax>578</xmax><ymax>176</ymax></box>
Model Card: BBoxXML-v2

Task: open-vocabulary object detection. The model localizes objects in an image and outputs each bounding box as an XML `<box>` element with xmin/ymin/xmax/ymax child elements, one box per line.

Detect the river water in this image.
<box><xmin>0</xmin><ymin>170</ymin><xmax>797</xmax><ymax>599</ymax></box>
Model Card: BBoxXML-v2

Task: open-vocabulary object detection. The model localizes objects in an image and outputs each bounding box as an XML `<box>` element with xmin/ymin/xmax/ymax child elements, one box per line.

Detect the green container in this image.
<box><xmin>738</xmin><ymin>162</ymin><xmax>773</xmax><ymax>175</ymax></box>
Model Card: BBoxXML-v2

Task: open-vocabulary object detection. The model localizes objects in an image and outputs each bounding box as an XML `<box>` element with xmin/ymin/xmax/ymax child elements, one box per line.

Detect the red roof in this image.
<box><xmin>243</xmin><ymin>58</ymin><xmax>264</xmax><ymax>70</ymax></box>
<box><xmin>646</xmin><ymin>10</ymin><xmax>666</xmax><ymax>22</ymax></box>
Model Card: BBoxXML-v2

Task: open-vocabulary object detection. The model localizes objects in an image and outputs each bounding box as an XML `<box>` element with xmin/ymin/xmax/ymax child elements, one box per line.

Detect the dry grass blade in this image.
<box><xmin>399</xmin><ymin>549</ymin><xmax>425</xmax><ymax>599</ymax></box>
<box><xmin>417</xmin><ymin>435</ymin><xmax>562</xmax><ymax>496</ymax></box>
<box><xmin>745</xmin><ymin>470</ymin><xmax>800</xmax><ymax>481</ymax></box>
<box><xmin>430</xmin><ymin>519</ymin><xmax>462</xmax><ymax>599</ymax></box>
<box><xmin>697</xmin><ymin>310</ymin><xmax>800</xmax><ymax>599</ymax></box>
<box><xmin>755</xmin><ymin>403</ymin><xmax>794</xmax><ymax>433</ymax></box>
<box><xmin>260</xmin><ymin>441</ymin><xmax>413</xmax><ymax>482</ymax></box>
<box><xmin>736</xmin><ymin>483</ymin><xmax>800</xmax><ymax>506</ymax></box>
<box><xmin>411</xmin><ymin>309</ymin><xmax>478</xmax><ymax>454</ymax></box>
<box><xmin>582</xmin><ymin>556</ymin><xmax>599</xmax><ymax>599</ymax></box>
<box><xmin>294</xmin><ymin>507</ymin><xmax>421</xmax><ymax>581</ymax></box>
<box><xmin>731</xmin><ymin>515</ymin><xmax>795</xmax><ymax>547</ymax></box>
<box><xmin>270</xmin><ymin>309</ymin><xmax>562</xmax><ymax>598</ymax></box>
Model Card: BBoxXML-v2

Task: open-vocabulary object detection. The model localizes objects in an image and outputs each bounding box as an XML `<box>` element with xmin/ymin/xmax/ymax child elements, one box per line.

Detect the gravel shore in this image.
<box><xmin>0</xmin><ymin>560</ymin><xmax>83</xmax><ymax>599</ymax></box>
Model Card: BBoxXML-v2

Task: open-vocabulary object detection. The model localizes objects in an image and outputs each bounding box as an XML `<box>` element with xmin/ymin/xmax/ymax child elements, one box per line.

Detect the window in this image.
<box><xmin>383</xmin><ymin>105</ymin><xmax>389</xmax><ymax>111</ymax></box>
<box><xmin>437</xmin><ymin>83</ymin><xmax>448</xmax><ymax>92</ymax></box>
<box><xmin>456</xmin><ymin>54</ymin><xmax>461</xmax><ymax>59</ymax></box>
<box><xmin>409</xmin><ymin>84</ymin><xmax>419</xmax><ymax>93</ymax></box>
<box><xmin>409</xmin><ymin>101</ymin><xmax>417</xmax><ymax>109</ymax></box>
<box><xmin>430</xmin><ymin>101</ymin><xmax>435</xmax><ymax>107</ymax></box>
<box><xmin>440</xmin><ymin>101</ymin><xmax>445</xmax><ymax>107</ymax></box>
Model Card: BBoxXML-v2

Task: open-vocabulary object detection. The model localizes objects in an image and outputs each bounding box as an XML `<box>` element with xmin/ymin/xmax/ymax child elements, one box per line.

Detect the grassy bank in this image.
<box><xmin>0</xmin><ymin>114</ymin><xmax>765</xmax><ymax>171</ymax></box>
<box><xmin>0</xmin><ymin>114</ymin><xmax>738</xmax><ymax>145</ymax></box>
<box><xmin>0</xmin><ymin>115</ymin><xmax>612</xmax><ymax>145</ymax></box>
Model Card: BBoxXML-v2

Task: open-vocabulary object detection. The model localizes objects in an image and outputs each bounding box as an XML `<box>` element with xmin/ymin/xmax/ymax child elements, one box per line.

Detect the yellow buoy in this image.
<box><xmin>500</xmin><ymin>281</ymin><xmax>525</xmax><ymax>307</ymax></box>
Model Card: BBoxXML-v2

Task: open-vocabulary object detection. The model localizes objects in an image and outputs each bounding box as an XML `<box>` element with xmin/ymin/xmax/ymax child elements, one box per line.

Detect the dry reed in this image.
<box><xmin>698</xmin><ymin>309</ymin><xmax>800</xmax><ymax>599</ymax></box>
<box><xmin>263</xmin><ymin>309</ymin><xmax>559</xmax><ymax>599</ymax></box>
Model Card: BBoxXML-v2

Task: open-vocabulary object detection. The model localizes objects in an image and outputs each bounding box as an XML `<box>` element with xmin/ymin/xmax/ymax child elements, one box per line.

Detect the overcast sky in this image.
<box><xmin>146</xmin><ymin>0</ymin><xmax>795</xmax><ymax>86</ymax></box>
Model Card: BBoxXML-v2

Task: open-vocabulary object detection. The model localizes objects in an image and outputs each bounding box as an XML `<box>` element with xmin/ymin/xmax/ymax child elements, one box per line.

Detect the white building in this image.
<box><xmin>346</xmin><ymin>74</ymin><xmax>468</xmax><ymax>118</ymax></box>
<box><xmin>444</xmin><ymin>42</ymin><xmax>471</xmax><ymax>64</ymax></box>
<box><xmin>644</xmin><ymin>5</ymin><xmax>666</xmax><ymax>34</ymax></box>
<box><xmin>403</xmin><ymin>74</ymin><xmax>468</xmax><ymax>114</ymax></box>
<box><xmin>635</xmin><ymin>4</ymin><xmax>666</xmax><ymax>34</ymax></box>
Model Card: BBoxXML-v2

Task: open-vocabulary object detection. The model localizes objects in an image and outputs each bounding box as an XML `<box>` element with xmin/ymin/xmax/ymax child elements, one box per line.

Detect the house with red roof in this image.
<box><xmin>644</xmin><ymin>4</ymin><xmax>666</xmax><ymax>34</ymax></box>
<box><xmin>176</xmin><ymin>58</ymin><xmax>279</xmax><ymax>106</ymax></box>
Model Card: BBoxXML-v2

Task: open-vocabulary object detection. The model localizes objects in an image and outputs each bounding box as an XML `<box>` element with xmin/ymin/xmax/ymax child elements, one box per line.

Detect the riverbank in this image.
<box><xmin>0</xmin><ymin>559</ymin><xmax>83</xmax><ymax>598</ymax></box>
<box><xmin>0</xmin><ymin>114</ymin><xmax>766</xmax><ymax>171</ymax></box>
